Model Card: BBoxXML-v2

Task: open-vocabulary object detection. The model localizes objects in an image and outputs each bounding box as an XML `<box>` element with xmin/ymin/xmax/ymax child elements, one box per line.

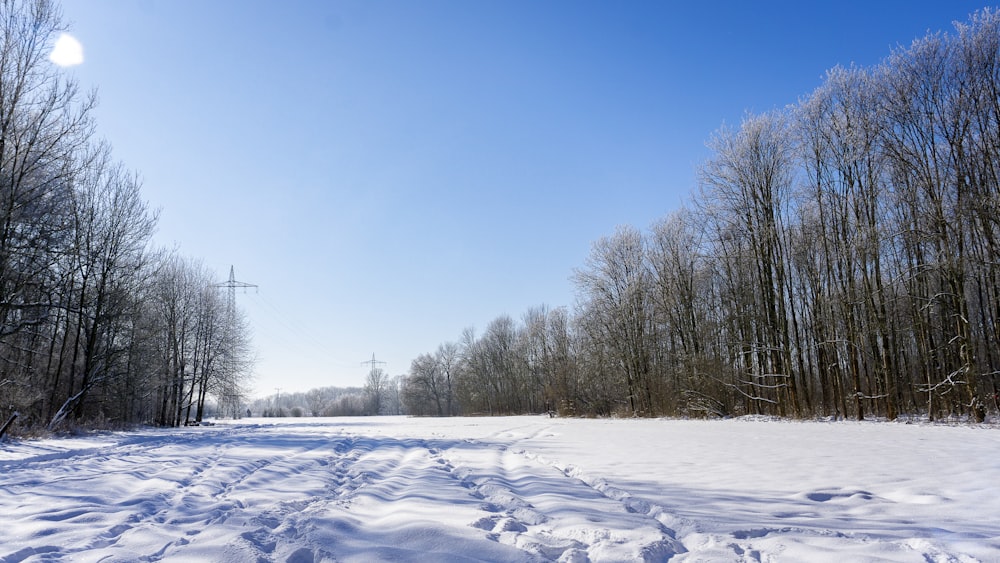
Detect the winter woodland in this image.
<box><xmin>401</xmin><ymin>10</ymin><xmax>1000</xmax><ymax>423</ymax></box>
<box><xmin>4</xmin><ymin>2</ymin><xmax>1000</xmax><ymax>433</ymax></box>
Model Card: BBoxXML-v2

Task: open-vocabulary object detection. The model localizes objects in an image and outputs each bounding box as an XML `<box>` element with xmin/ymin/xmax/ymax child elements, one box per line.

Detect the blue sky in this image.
<box><xmin>58</xmin><ymin>0</ymin><xmax>992</xmax><ymax>396</ymax></box>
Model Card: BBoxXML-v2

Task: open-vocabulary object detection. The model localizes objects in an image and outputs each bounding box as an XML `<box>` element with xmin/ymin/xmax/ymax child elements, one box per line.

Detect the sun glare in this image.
<box><xmin>49</xmin><ymin>33</ymin><xmax>84</xmax><ymax>67</ymax></box>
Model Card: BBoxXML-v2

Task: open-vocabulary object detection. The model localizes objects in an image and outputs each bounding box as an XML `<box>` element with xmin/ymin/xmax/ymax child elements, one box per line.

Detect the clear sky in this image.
<box><xmin>57</xmin><ymin>0</ymin><xmax>992</xmax><ymax>396</ymax></box>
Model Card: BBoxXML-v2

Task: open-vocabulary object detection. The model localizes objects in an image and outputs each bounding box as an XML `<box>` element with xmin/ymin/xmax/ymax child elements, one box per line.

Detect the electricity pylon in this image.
<box><xmin>215</xmin><ymin>266</ymin><xmax>257</xmax><ymax>417</ymax></box>
<box><xmin>361</xmin><ymin>353</ymin><xmax>386</xmax><ymax>375</ymax></box>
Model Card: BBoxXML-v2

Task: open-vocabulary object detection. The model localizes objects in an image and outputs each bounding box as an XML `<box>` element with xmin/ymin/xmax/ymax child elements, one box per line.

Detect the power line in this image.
<box><xmin>247</xmin><ymin>292</ymin><xmax>341</xmax><ymax>359</ymax></box>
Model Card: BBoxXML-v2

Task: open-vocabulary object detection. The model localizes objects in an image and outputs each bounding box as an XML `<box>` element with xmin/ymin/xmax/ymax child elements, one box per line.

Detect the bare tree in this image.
<box><xmin>698</xmin><ymin>111</ymin><xmax>801</xmax><ymax>417</ymax></box>
<box><xmin>875</xmin><ymin>12</ymin><xmax>1000</xmax><ymax>421</ymax></box>
<box><xmin>0</xmin><ymin>0</ymin><xmax>94</xmax><ymax>429</ymax></box>
<box><xmin>648</xmin><ymin>209</ymin><xmax>727</xmax><ymax>416</ymax></box>
<box><xmin>364</xmin><ymin>366</ymin><xmax>388</xmax><ymax>415</ymax></box>
<box><xmin>47</xmin><ymin>151</ymin><xmax>156</xmax><ymax>428</ymax></box>
<box><xmin>404</xmin><ymin>352</ymin><xmax>443</xmax><ymax>416</ymax></box>
<box><xmin>573</xmin><ymin>225</ymin><xmax>656</xmax><ymax>416</ymax></box>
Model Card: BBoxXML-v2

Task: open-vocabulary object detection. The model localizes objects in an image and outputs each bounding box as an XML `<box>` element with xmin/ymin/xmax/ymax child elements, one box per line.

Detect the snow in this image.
<box><xmin>1</xmin><ymin>416</ymin><xmax>998</xmax><ymax>562</ymax></box>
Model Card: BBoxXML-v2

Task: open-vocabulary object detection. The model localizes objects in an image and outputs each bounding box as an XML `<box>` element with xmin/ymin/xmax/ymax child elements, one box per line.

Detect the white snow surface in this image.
<box><xmin>1</xmin><ymin>416</ymin><xmax>998</xmax><ymax>562</ymax></box>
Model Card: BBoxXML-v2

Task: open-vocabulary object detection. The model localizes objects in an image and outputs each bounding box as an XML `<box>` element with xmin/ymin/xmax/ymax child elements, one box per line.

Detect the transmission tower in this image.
<box><xmin>361</xmin><ymin>353</ymin><xmax>388</xmax><ymax>414</ymax></box>
<box><xmin>215</xmin><ymin>266</ymin><xmax>257</xmax><ymax>417</ymax></box>
<box><xmin>361</xmin><ymin>353</ymin><xmax>386</xmax><ymax>375</ymax></box>
<box><xmin>217</xmin><ymin>265</ymin><xmax>258</xmax><ymax>320</ymax></box>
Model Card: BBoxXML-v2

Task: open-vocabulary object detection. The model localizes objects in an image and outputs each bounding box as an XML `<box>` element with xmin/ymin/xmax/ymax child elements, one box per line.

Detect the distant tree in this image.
<box><xmin>364</xmin><ymin>367</ymin><xmax>388</xmax><ymax>415</ymax></box>
<box><xmin>544</xmin><ymin>307</ymin><xmax>578</xmax><ymax>415</ymax></box>
<box><xmin>384</xmin><ymin>375</ymin><xmax>404</xmax><ymax>415</ymax></box>
<box><xmin>326</xmin><ymin>393</ymin><xmax>365</xmax><ymax>417</ymax></box>
<box><xmin>305</xmin><ymin>388</ymin><xmax>325</xmax><ymax>417</ymax></box>
<box><xmin>405</xmin><ymin>353</ymin><xmax>444</xmax><ymax>416</ymax></box>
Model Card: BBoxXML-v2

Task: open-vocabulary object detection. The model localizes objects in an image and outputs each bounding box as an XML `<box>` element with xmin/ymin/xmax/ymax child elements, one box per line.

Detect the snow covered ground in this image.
<box><xmin>1</xmin><ymin>416</ymin><xmax>998</xmax><ymax>562</ymax></box>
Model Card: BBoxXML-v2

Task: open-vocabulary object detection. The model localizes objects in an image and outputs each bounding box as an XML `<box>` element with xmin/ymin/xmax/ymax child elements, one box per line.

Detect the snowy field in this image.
<box><xmin>1</xmin><ymin>416</ymin><xmax>998</xmax><ymax>562</ymax></box>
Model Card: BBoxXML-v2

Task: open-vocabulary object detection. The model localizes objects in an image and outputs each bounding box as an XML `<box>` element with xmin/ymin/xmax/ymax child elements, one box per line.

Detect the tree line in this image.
<box><xmin>403</xmin><ymin>9</ymin><xmax>1000</xmax><ymax>422</ymax></box>
<box><xmin>247</xmin><ymin>380</ymin><xmax>405</xmax><ymax>418</ymax></box>
<box><xmin>0</xmin><ymin>0</ymin><xmax>253</xmax><ymax>435</ymax></box>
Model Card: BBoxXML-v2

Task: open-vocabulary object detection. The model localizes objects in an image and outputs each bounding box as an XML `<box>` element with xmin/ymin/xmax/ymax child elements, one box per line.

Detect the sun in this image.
<box><xmin>49</xmin><ymin>33</ymin><xmax>84</xmax><ymax>67</ymax></box>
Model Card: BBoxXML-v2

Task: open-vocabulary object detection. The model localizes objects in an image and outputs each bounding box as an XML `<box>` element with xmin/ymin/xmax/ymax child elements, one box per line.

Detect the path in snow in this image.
<box><xmin>1</xmin><ymin>420</ymin><xmax>677</xmax><ymax>562</ymax></box>
<box><xmin>1</xmin><ymin>416</ymin><xmax>998</xmax><ymax>562</ymax></box>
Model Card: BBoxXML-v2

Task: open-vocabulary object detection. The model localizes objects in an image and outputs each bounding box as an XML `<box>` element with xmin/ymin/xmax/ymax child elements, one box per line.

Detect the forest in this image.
<box><xmin>5</xmin><ymin>2</ymin><xmax>1000</xmax><ymax>433</ymax></box>
<box><xmin>0</xmin><ymin>0</ymin><xmax>254</xmax><ymax>435</ymax></box>
<box><xmin>402</xmin><ymin>9</ymin><xmax>1000</xmax><ymax>423</ymax></box>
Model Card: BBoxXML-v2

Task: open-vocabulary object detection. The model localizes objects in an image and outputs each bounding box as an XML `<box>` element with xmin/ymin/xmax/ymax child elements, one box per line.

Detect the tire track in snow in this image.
<box><xmin>224</xmin><ymin>435</ymin><xmax>561</xmax><ymax>562</ymax></box>
<box><xmin>5</xmin><ymin>422</ymin><xmax>684</xmax><ymax>562</ymax></box>
<box><xmin>79</xmin><ymin>438</ymin><xmax>273</xmax><ymax>558</ymax></box>
<box><xmin>155</xmin><ymin>433</ymin><xmax>366</xmax><ymax>561</ymax></box>
<box><xmin>508</xmin><ymin>445</ymin><xmax>698</xmax><ymax>562</ymax></box>
<box><xmin>503</xmin><ymin>433</ymin><xmax>970</xmax><ymax>562</ymax></box>
<box><xmin>226</xmin><ymin>425</ymin><xmax>689</xmax><ymax>562</ymax></box>
<box><xmin>217</xmin><ymin>436</ymin><xmax>372</xmax><ymax>562</ymax></box>
<box><xmin>436</xmin><ymin>431</ymin><xmax>686</xmax><ymax>562</ymax></box>
<box><xmin>1</xmin><ymin>428</ymin><xmax>246</xmax><ymax>561</ymax></box>
<box><xmin>1</xmin><ymin>426</ymin><xmax>364</xmax><ymax>562</ymax></box>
